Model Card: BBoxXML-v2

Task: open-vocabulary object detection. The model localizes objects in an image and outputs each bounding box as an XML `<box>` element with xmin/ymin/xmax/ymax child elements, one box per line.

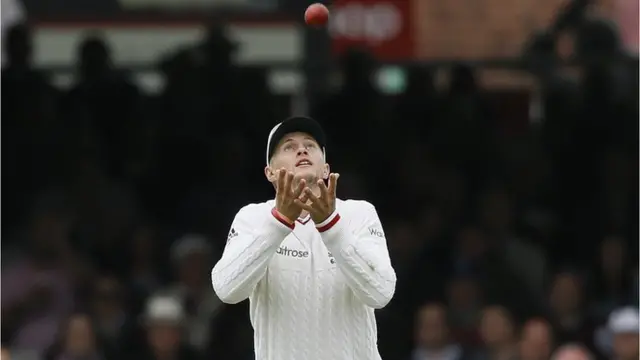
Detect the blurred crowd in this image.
<box><xmin>1</xmin><ymin>16</ymin><xmax>639</xmax><ymax>360</ymax></box>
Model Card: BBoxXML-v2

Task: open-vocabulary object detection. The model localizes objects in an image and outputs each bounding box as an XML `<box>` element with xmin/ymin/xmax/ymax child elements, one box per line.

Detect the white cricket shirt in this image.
<box><xmin>211</xmin><ymin>199</ymin><xmax>396</xmax><ymax>360</ymax></box>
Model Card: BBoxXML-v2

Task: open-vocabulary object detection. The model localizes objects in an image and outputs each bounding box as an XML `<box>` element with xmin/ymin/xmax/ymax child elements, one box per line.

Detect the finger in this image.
<box><xmin>328</xmin><ymin>173</ymin><xmax>339</xmax><ymax>197</ymax></box>
<box><xmin>318</xmin><ymin>179</ymin><xmax>329</xmax><ymax>199</ymax></box>
<box><xmin>284</xmin><ymin>171</ymin><xmax>294</xmax><ymax>194</ymax></box>
<box><xmin>304</xmin><ymin>188</ymin><xmax>320</xmax><ymax>203</ymax></box>
<box><xmin>298</xmin><ymin>191</ymin><xmax>309</xmax><ymax>204</ymax></box>
<box><xmin>292</xmin><ymin>179</ymin><xmax>306</xmax><ymax>198</ymax></box>
<box><xmin>276</xmin><ymin>169</ymin><xmax>285</xmax><ymax>192</ymax></box>
<box><xmin>294</xmin><ymin>199</ymin><xmax>314</xmax><ymax>212</ymax></box>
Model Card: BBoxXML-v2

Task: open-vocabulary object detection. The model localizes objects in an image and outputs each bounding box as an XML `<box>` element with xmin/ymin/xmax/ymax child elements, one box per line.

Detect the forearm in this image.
<box><xmin>211</xmin><ymin>210</ymin><xmax>293</xmax><ymax>304</ymax></box>
<box><xmin>318</xmin><ymin>213</ymin><xmax>396</xmax><ymax>308</ymax></box>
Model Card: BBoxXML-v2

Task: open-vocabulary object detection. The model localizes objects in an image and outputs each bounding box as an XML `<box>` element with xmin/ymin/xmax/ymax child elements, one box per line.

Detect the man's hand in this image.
<box><xmin>295</xmin><ymin>173</ymin><xmax>339</xmax><ymax>224</ymax></box>
<box><xmin>275</xmin><ymin>168</ymin><xmax>307</xmax><ymax>222</ymax></box>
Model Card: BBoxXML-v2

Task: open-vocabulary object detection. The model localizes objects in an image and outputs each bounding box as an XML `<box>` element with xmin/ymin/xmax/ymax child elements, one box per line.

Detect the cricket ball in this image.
<box><xmin>305</xmin><ymin>3</ymin><xmax>330</xmax><ymax>27</ymax></box>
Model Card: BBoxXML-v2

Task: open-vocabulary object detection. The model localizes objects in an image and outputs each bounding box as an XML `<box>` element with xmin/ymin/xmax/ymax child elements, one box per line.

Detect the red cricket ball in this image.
<box><xmin>305</xmin><ymin>3</ymin><xmax>330</xmax><ymax>27</ymax></box>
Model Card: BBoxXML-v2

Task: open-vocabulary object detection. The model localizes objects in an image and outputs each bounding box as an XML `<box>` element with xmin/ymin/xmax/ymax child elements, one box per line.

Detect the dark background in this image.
<box><xmin>1</xmin><ymin>0</ymin><xmax>639</xmax><ymax>359</ymax></box>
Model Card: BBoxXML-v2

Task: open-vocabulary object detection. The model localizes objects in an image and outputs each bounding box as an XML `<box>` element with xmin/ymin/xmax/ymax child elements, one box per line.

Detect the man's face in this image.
<box><xmin>416</xmin><ymin>305</ymin><xmax>448</xmax><ymax>348</ymax></box>
<box><xmin>519</xmin><ymin>320</ymin><xmax>553</xmax><ymax>360</ymax></box>
<box><xmin>549</xmin><ymin>273</ymin><xmax>582</xmax><ymax>315</ymax></box>
<box><xmin>267</xmin><ymin>132</ymin><xmax>328</xmax><ymax>184</ymax></box>
<box><xmin>65</xmin><ymin>315</ymin><xmax>96</xmax><ymax>355</ymax></box>
<box><xmin>147</xmin><ymin>322</ymin><xmax>182</xmax><ymax>354</ymax></box>
<box><xmin>480</xmin><ymin>306</ymin><xmax>514</xmax><ymax>346</ymax></box>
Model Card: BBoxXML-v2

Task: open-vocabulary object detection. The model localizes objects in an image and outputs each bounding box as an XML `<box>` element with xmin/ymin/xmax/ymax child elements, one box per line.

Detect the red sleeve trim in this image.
<box><xmin>317</xmin><ymin>213</ymin><xmax>341</xmax><ymax>233</ymax></box>
<box><xmin>271</xmin><ymin>208</ymin><xmax>295</xmax><ymax>229</ymax></box>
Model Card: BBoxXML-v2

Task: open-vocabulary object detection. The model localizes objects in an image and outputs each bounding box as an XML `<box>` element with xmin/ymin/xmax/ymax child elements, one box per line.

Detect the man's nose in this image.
<box><xmin>297</xmin><ymin>148</ymin><xmax>309</xmax><ymax>156</ymax></box>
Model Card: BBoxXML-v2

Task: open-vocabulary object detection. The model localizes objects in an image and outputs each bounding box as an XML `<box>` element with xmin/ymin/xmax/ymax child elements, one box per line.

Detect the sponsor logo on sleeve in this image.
<box><xmin>368</xmin><ymin>226</ymin><xmax>385</xmax><ymax>238</ymax></box>
<box><xmin>227</xmin><ymin>228</ymin><xmax>238</xmax><ymax>243</ymax></box>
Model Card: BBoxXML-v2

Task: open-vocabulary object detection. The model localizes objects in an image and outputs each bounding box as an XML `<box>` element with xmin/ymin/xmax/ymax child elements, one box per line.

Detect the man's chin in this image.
<box><xmin>293</xmin><ymin>167</ymin><xmax>319</xmax><ymax>183</ymax></box>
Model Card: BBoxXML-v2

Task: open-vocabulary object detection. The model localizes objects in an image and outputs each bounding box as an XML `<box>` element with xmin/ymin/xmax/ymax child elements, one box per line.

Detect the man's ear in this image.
<box><xmin>323</xmin><ymin>163</ymin><xmax>330</xmax><ymax>180</ymax></box>
<box><xmin>265</xmin><ymin>166</ymin><xmax>277</xmax><ymax>183</ymax></box>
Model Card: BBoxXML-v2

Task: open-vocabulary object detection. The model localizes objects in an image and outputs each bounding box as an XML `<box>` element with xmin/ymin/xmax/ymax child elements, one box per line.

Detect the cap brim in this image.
<box><xmin>266</xmin><ymin>116</ymin><xmax>326</xmax><ymax>165</ymax></box>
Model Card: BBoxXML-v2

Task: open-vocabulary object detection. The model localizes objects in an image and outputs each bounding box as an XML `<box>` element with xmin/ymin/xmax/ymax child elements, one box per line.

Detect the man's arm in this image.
<box><xmin>211</xmin><ymin>204</ymin><xmax>293</xmax><ymax>304</ymax></box>
<box><xmin>317</xmin><ymin>201</ymin><xmax>396</xmax><ymax>309</ymax></box>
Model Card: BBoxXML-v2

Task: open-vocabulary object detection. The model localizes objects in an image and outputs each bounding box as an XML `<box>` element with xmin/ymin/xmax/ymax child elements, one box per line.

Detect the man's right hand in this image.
<box><xmin>275</xmin><ymin>168</ymin><xmax>306</xmax><ymax>222</ymax></box>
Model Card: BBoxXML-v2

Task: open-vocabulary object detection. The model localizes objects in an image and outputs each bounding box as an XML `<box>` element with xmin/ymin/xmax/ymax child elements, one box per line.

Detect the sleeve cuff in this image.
<box><xmin>317</xmin><ymin>211</ymin><xmax>348</xmax><ymax>250</ymax></box>
<box><xmin>271</xmin><ymin>208</ymin><xmax>295</xmax><ymax>230</ymax></box>
<box><xmin>316</xmin><ymin>211</ymin><xmax>341</xmax><ymax>232</ymax></box>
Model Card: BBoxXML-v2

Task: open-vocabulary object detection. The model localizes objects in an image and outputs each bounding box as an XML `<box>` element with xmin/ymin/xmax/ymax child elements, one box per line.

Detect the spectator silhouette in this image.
<box><xmin>132</xmin><ymin>295</ymin><xmax>200</xmax><ymax>360</ymax></box>
<box><xmin>519</xmin><ymin>318</ymin><xmax>554</xmax><ymax>360</ymax></box>
<box><xmin>590</xmin><ymin>236</ymin><xmax>634</xmax><ymax>321</ymax></box>
<box><xmin>1</xmin><ymin>204</ymin><xmax>75</xmax><ymax>356</ymax></box>
<box><xmin>412</xmin><ymin>303</ymin><xmax>471</xmax><ymax>360</ymax></box>
<box><xmin>44</xmin><ymin>313</ymin><xmax>109</xmax><ymax>360</ymax></box>
<box><xmin>88</xmin><ymin>276</ymin><xmax>138</xmax><ymax>359</ymax></box>
<box><xmin>156</xmin><ymin>234</ymin><xmax>223</xmax><ymax>353</ymax></box>
<box><xmin>547</xmin><ymin>272</ymin><xmax>596</xmax><ymax>349</ymax></box>
<box><xmin>62</xmin><ymin>34</ymin><xmax>140</xmax><ymax>178</ymax></box>
<box><xmin>315</xmin><ymin>47</ymin><xmax>383</xmax><ymax>169</ymax></box>
<box><xmin>3</xmin><ymin>22</ymin><xmax>31</xmax><ymax>71</ymax></box>
<box><xmin>472</xmin><ymin>305</ymin><xmax>518</xmax><ymax>360</ymax></box>
<box><xmin>2</xmin><ymin>23</ymin><xmax>59</xmax><ymax>227</ymax></box>
<box><xmin>430</xmin><ymin>64</ymin><xmax>494</xmax><ymax>177</ymax></box>
<box><xmin>201</xmin><ymin>22</ymin><xmax>237</xmax><ymax>70</ymax></box>
<box><xmin>392</xmin><ymin>66</ymin><xmax>439</xmax><ymax>140</ymax></box>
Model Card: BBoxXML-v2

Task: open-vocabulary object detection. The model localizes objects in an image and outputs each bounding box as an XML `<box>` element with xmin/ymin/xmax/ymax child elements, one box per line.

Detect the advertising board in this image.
<box><xmin>329</xmin><ymin>0</ymin><xmax>414</xmax><ymax>60</ymax></box>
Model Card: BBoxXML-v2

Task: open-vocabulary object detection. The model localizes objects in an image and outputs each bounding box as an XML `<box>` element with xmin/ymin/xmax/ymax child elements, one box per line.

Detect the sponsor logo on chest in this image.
<box><xmin>276</xmin><ymin>246</ymin><xmax>309</xmax><ymax>258</ymax></box>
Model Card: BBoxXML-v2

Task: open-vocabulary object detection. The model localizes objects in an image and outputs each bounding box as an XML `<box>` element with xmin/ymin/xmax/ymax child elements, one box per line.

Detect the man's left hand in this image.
<box><xmin>295</xmin><ymin>173</ymin><xmax>339</xmax><ymax>224</ymax></box>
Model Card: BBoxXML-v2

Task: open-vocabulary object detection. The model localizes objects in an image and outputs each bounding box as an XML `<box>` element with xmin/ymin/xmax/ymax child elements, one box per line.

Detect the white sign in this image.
<box><xmin>329</xmin><ymin>2</ymin><xmax>402</xmax><ymax>44</ymax></box>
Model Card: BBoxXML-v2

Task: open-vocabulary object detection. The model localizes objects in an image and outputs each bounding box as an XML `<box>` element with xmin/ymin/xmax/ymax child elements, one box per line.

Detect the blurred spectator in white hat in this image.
<box><xmin>608</xmin><ymin>307</ymin><xmax>639</xmax><ymax>360</ymax></box>
<box><xmin>156</xmin><ymin>234</ymin><xmax>223</xmax><ymax>352</ymax></box>
<box><xmin>594</xmin><ymin>306</ymin><xmax>639</xmax><ymax>360</ymax></box>
<box><xmin>136</xmin><ymin>294</ymin><xmax>198</xmax><ymax>360</ymax></box>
